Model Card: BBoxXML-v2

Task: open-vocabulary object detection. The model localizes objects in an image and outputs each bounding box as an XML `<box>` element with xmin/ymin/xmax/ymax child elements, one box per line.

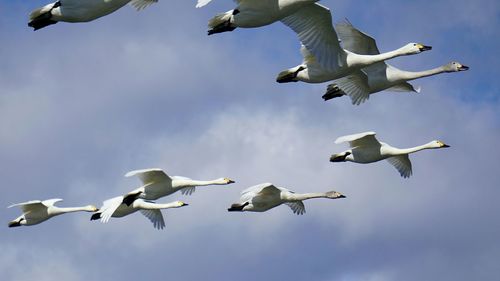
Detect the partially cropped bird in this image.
<box><xmin>28</xmin><ymin>0</ymin><xmax>158</xmax><ymax>30</ymax></box>
<box><xmin>200</xmin><ymin>0</ymin><xmax>319</xmax><ymax>35</ymax></box>
<box><xmin>8</xmin><ymin>199</ymin><xmax>97</xmax><ymax>227</ymax></box>
<box><xmin>228</xmin><ymin>183</ymin><xmax>345</xmax><ymax>214</ymax></box>
<box><xmin>91</xmin><ymin>196</ymin><xmax>188</xmax><ymax>229</ymax></box>
<box><xmin>276</xmin><ymin>4</ymin><xmax>431</xmax><ymax>92</ymax></box>
<box><xmin>121</xmin><ymin>168</ymin><xmax>235</xmax><ymax>206</ymax></box>
<box><xmin>330</xmin><ymin>132</ymin><xmax>450</xmax><ymax>178</ymax></box>
<box><xmin>322</xmin><ymin>20</ymin><xmax>469</xmax><ymax>104</ymax></box>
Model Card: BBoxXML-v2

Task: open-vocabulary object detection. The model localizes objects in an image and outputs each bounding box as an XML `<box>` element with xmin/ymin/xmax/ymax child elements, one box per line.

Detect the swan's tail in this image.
<box><xmin>28</xmin><ymin>2</ymin><xmax>59</xmax><ymax>30</ymax></box>
<box><xmin>208</xmin><ymin>10</ymin><xmax>236</xmax><ymax>35</ymax></box>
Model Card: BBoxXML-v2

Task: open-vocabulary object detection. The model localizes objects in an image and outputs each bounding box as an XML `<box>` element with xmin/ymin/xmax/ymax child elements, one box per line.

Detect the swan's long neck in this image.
<box><xmin>172</xmin><ymin>179</ymin><xmax>225</xmax><ymax>189</ymax></box>
<box><xmin>392</xmin><ymin>142</ymin><xmax>437</xmax><ymax>155</ymax></box>
<box><xmin>346</xmin><ymin>48</ymin><xmax>406</xmax><ymax>68</ymax></box>
<box><xmin>133</xmin><ymin>200</ymin><xmax>180</xmax><ymax>210</ymax></box>
<box><xmin>397</xmin><ymin>66</ymin><xmax>446</xmax><ymax>81</ymax></box>
<box><xmin>50</xmin><ymin>206</ymin><xmax>92</xmax><ymax>215</ymax></box>
<box><xmin>282</xmin><ymin>192</ymin><xmax>330</xmax><ymax>202</ymax></box>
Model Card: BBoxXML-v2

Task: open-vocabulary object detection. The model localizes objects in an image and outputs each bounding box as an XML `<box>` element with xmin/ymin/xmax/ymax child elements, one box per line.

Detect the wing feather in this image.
<box><xmin>285</xmin><ymin>201</ymin><xmax>306</xmax><ymax>215</ymax></box>
<box><xmin>335</xmin><ymin>132</ymin><xmax>380</xmax><ymax>148</ymax></box>
<box><xmin>125</xmin><ymin>168</ymin><xmax>171</xmax><ymax>185</ymax></box>
<box><xmin>129</xmin><ymin>0</ymin><xmax>157</xmax><ymax>11</ymax></box>
<box><xmin>281</xmin><ymin>4</ymin><xmax>342</xmax><ymax>71</ymax></box>
<box><xmin>140</xmin><ymin>209</ymin><xmax>165</xmax><ymax>229</ymax></box>
<box><xmin>386</xmin><ymin>155</ymin><xmax>413</xmax><ymax>178</ymax></box>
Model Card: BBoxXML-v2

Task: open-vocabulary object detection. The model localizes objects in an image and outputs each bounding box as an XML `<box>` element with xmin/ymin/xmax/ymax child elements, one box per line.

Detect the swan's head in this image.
<box><xmin>430</xmin><ymin>140</ymin><xmax>450</xmax><ymax>148</ymax></box>
<box><xmin>443</xmin><ymin>62</ymin><xmax>469</xmax><ymax>72</ymax></box>
<box><xmin>174</xmin><ymin>201</ymin><xmax>189</xmax><ymax>207</ymax></box>
<box><xmin>330</xmin><ymin>151</ymin><xmax>352</xmax><ymax>162</ymax></box>
<box><xmin>326</xmin><ymin>191</ymin><xmax>346</xmax><ymax>199</ymax></box>
<box><xmin>276</xmin><ymin>66</ymin><xmax>306</xmax><ymax>83</ymax></box>
<box><xmin>403</xmin><ymin>43</ymin><xmax>432</xmax><ymax>54</ymax></box>
<box><xmin>86</xmin><ymin>205</ymin><xmax>99</xmax><ymax>212</ymax></box>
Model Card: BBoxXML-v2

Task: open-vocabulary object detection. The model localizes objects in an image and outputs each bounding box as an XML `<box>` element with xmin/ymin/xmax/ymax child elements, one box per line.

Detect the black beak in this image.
<box><xmin>419</xmin><ymin>45</ymin><xmax>432</xmax><ymax>51</ymax></box>
<box><xmin>459</xmin><ymin>65</ymin><xmax>469</xmax><ymax>71</ymax></box>
<box><xmin>228</xmin><ymin>180</ymin><xmax>235</xmax><ymax>184</ymax></box>
<box><xmin>442</xmin><ymin>144</ymin><xmax>450</xmax><ymax>148</ymax></box>
<box><xmin>338</xmin><ymin>195</ymin><xmax>346</xmax><ymax>199</ymax></box>
<box><xmin>182</xmin><ymin>203</ymin><xmax>189</xmax><ymax>206</ymax></box>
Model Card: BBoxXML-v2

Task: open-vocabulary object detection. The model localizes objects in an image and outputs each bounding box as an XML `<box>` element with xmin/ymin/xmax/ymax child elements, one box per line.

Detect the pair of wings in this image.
<box><xmin>335</xmin><ymin>132</ymin><xmax>413</xmax><ymax>178</ymax></box>
<box><xmin>125</xmin><ymin>168</ymin><xmax>197</xmax><ymax>196</ymax></box>
<box><xmin>241</xmin><ymin>183</ymin><xmax>306</xmax><ymax>215</ymax></box>
<box><xmin>98</xmin><ymin>196</ymin><xmax>166</xmax><ymax>229</ymax></box>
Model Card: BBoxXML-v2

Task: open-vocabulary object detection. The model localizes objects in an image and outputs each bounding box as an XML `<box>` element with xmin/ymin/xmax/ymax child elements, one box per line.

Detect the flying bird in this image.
<box><xmin>121</xmin><ymin>168</ymin><xmax>235</xmax><ymax>206</ymax></box>
<box><xmin>330</xmin><ymin>132</ymin><xmax>450</xmax><ymax>178</ymax></box>
<box><xmin>200</xmin><ymin>0</ymin><xmax>319</xmax><ymax>35</ymax></box>
<box><xmin>228</xmin><ymin>183</ymin><xmax>345</xmax><ymax>214</ymax></box>
<box><xmin>91</xmin><ymin>196</ymin><xmax>188</xmax><ymax>230</ymax></box>
<box><xmin>8</xmin><ymin>199</ymin><xmax>98</xmax><ymax>227</ymax></box>
<box><xmin>322</xmin><ymin>20</ymin><xmax>469</xmax><ymax>104</ymax></box>
<box><xmin>28</xmin><ymin>0</ymin><xmax>158</xmax><ymax>30</ymax></box>
<box><xmin>276</xmin><ymin>4</ymin><xmax>431</xmax><ymax>93</ymax></box>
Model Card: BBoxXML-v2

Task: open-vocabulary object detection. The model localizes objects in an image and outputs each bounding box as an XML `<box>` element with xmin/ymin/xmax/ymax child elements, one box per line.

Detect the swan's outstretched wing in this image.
<box><xmin>196</xmin><ymin>0</ymin><xmax>212</xmax><ymax>8</ymax></box>
<box><xmin>285</xmin><ymin>201</ymin><xmax>306</xmax><ymax>215</ymax></box>
<box><xmin>335</xmin><ymin>20</ymin><xmax>388</xmax><ymax>78</ymax></box>
<box><xmin>336</xmin><ymin>20</ymin><xmax>380</xmax><ymax>56</ymax></box>
<box><xmin>335</xmin><ymin>132</ymin><xmax>380</xmax><ymax>148</ymax></box>
<box><xmin>129</xmin><ymin>0</ymin><xmax>157</xmax><ymax>11</ymax></box>
<box><xmin>125</xmin><ymin>168</ymin><xmax>171</xmax><ymax>185</ymax></box>
<box><xmin>140</xmin><ymin>209</ymin><xmax>165</xmax><ymax>229</ymax></box>
<box><xmin>240</xmin><ymin>183</ymin><xmax>281</xmax><ymax>202</ymax></box>
<box><xmin>181</xmin><ymin>187</ymin><xmax>196</xmax><ymax>195</ymax></box>
<box><xmin>386</xmin><ymin>155</ymin><xmax>413</xmax><ymax>178</ymax></box>
<box><xmin>331</xmin><ymin>71</ymin><xmax>371</xmax><ymax>105</ymax></box>
<box><xmin>281</xmin><ymin>3</ymin><xmax>342</xmax><ymax>71</ymax></box>
<box><xmin>99</xmin><ymin>196</ymin><xmax>124</xmax><ymax>223</ymax></box>
<box><xmin>8</xmin><ymin>200</ymin><xmax>47</xmax><ymax>214</ymax></box>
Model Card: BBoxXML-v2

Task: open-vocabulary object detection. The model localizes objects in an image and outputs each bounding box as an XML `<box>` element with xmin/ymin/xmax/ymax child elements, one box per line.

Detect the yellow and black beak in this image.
<box><xmin>458</xmin><ymin>65</ymin><xmax>469</xmax><ymax>71</ymax></box>
<box><xmin>418</xmin><ymin>44</ymin><xmax>432</xmax><ymax>52</ymax></box>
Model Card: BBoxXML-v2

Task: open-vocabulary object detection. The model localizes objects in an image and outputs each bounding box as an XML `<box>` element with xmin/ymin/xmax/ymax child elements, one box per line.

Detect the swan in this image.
<box><xmin>276</xmin><ymin>4</ymin><xmax>432</xmax><ymax>93</ymax></box>
<box><xmin>8</xmin><ymin>199</ymin><xmax>98</xmax><ymax>227</ymax></box>
<box><xmin>121</xmin><ymin>168</ymin><xmax>235</xmax><ymax>206</ymax></box>
<box><xmin>330</xmin><ymin>132</ymin><xmax>450</xmax><ymax>178</ymax></box>
<box><xmin>322</xmin><ymin>21</ymin><xmax>470</xmax><ymax>104</ymax></box>
<box><xmin>200</xmin><ymin>0</ymin><xmax>319</xmax><ymax>35</ymax></box>
<box><xmin>28</xmin><ymin>0</ymin><xmax>158</xmax><ymax>30</ymax></box>
<box><xmin>228</xmin><ymin>183</ymin><xmax>345</xmax><ymax>214</ymax></box>
<box><xmin>90</xmin><ymin>196</ymin><xmax>188</xmax><ymax>229</ymax></box>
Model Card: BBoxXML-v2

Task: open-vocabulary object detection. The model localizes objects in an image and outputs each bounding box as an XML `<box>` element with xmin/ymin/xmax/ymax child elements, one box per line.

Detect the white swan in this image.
<box><xmin>8</xmin><ymin>199</ymin><xmax>98</xmax><ymax>227</ymax></box>
<box><xmin>330</xmin><ymin>132</ymin><xmax>450</xmax><ymax>178</ymax></box>
<box><xmin>91</xmin><ymin>196</ymin><xmax>188</xmax><ymax>229</ymax></box>
<box><xmin>228</xmin><ymin>183</ymin><xmax>345</xmax><ymax>214</ymax></box>
<box><xmin>28</xmin><ymin>0</ymin><xmax>157</xmax><ymax>30</ymax></box>
<box><xmin>276</xmin><ymin>4</ymin><xmax>431</xmax><ymax>91</ymax></box>
<box><xmin>201</xmin><ymin>0</ymin><xmax>319</xmax><ymax>35</ymax></box>
<box><xmin>121</xmin><ymin>168</ymin><xmax>235</xmax><ymax>205</ymax></box>
<box><xmin>322</xmin><ymin>21</ymin><xmax>469</xmax><ymax>104</ymax></box>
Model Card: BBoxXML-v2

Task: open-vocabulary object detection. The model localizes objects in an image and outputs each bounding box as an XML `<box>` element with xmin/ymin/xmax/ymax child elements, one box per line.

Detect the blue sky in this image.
<box><xmin>1</xmin><ymin>0</ymin><xmax>499</xmax><ymax>280</ymax></box>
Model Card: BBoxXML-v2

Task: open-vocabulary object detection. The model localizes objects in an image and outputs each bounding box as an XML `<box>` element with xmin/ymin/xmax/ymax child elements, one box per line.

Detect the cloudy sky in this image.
<box><xmin>1</xmin><ymin>0</ymin><xmax>499</xmax><ymax>280</ymax></box>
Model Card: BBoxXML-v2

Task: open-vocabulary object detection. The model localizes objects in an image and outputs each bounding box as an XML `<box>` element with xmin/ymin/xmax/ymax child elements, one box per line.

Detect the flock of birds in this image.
<box><xmin>9</xmin><ymin>0</ymin><xmax>467</xmax><ymax>229</ymax></box>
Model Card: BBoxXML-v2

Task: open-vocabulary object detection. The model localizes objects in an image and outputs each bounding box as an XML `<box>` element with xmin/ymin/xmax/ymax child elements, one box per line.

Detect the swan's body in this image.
<box><xmin>228</xmin><ymin>183</ymin><xmax>345</xmax><ymax>214</ymax></box>
<box><xmin>8</xmin><ymin>199</ymin><xmax>97</xmax><ymax>227</ymax></box>
<box><xmin>28</xmin><ymin>0</ymin><xmax>157</xmax><ymax>30</ymax></box>
<box><xmin>201</xmin><ymin>0</ymin><xmax>318</xmax><ymax>35</ymax></box>
<box><xmin>121</xmin><ymin>168</ymin><xmax>235</xmax><ymax>205</ymax></box>
<box><xmin>276</xmin><ymin>4</ymin><xmax>431</xmax><ymax>92</ymax></box>
<box><xmin>330</xmin><ymin>132</ymin><xmax>450</xmax><ymax>178</ymax></box>
<box><xmin>91</xmin><ymin>196</ymin><xmax>187</xmax><ymax>229</ymax></box>
<box><xmin>322</xmin><ymin>21</ymin><xmax>469</xmax><ymax>104</ymax></box>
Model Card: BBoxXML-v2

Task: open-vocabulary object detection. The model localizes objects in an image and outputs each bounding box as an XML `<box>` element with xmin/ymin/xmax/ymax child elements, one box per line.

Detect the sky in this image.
<box><xmin>1</xmin><ymin>0</ymin><xmax>499</xmax><ymax>280</ymax></box>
